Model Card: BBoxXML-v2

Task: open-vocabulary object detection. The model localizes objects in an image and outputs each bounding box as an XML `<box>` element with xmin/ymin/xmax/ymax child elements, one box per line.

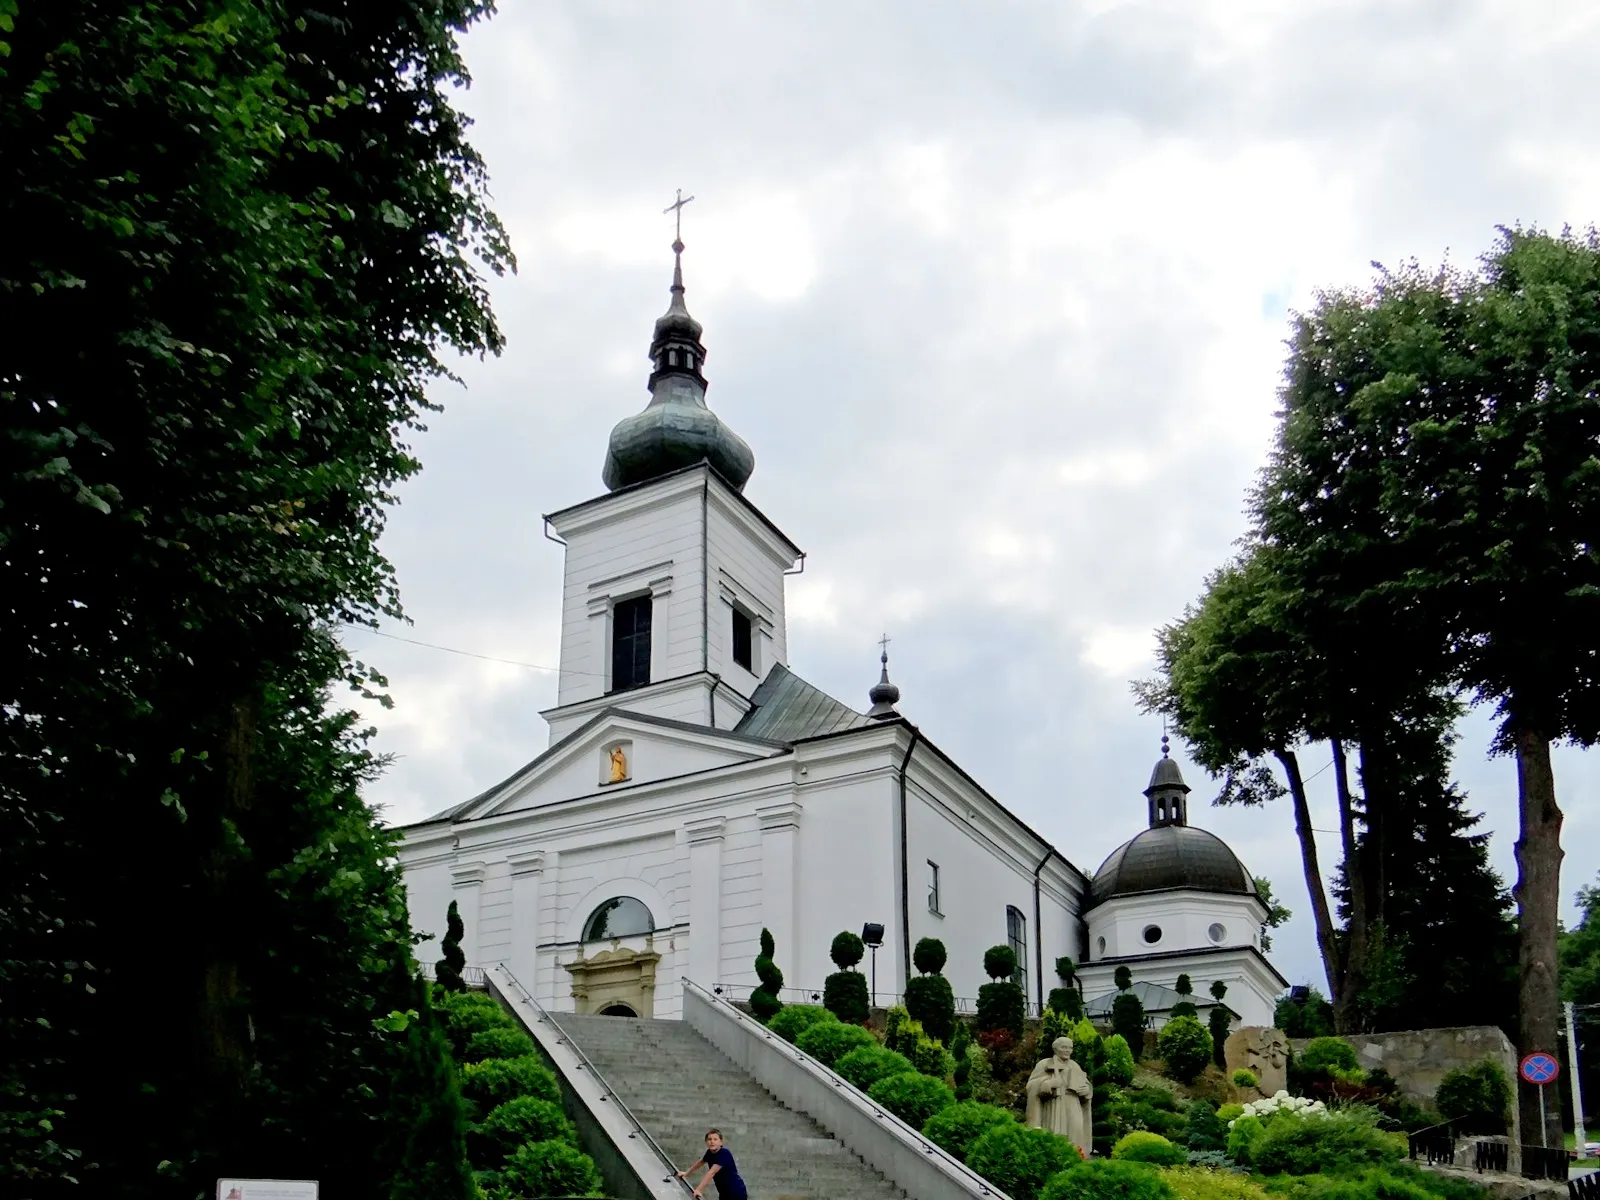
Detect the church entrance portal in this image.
<box><xmin>563</xmin><ymin>944</ymin><xmax>660</xmax><ymax>1018</ymax></box>
<box><xmin>598</xmin><ymin>1003</ymin><xmax>638</xmax><ymax>1017</ymax></box>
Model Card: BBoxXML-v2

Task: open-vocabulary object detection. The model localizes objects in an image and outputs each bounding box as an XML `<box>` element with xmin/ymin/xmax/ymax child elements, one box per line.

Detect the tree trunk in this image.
<box><xmin>1331</xmin><ymin>737</ymin><xmax>1360</xmax><ymax>998</ymax></box>
<box><xmin>1513</xmin><ymin>726</ymin><xmax>1564</xmax><ymax>1152</ymax></box>
<box><xmin>1276</xmin><ymin>747</ymin><xmax>1342</xmax><ymax>1006</ymax></box>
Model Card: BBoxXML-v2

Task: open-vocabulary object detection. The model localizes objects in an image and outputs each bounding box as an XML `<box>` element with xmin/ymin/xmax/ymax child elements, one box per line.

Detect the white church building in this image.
<box><xmin>396</xmin><ymin>239</ymin><xmax>1287</xmax><ymax>1029</ymax></box>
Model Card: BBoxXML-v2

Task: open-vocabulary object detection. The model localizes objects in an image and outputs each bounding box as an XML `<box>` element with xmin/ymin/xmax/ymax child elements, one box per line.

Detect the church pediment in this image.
<box><xmin>460</xmin><ymin>709</ymin><xmax>787</xmax><ymax>820</ymax></box>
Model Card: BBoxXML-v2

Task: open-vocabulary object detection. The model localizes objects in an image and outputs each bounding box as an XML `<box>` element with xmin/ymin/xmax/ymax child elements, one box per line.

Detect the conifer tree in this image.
<box><xmin>437</xmin><ymin>901</ymin><xmax>468</xmax><ymax>993</ymax></box>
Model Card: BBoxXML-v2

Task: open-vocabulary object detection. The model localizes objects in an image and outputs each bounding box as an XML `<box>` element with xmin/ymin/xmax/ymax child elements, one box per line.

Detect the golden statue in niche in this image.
<box><xmin>608</xmin><ymin>745</ymin><xmax>629</xmax><ymax>783</ymax></box>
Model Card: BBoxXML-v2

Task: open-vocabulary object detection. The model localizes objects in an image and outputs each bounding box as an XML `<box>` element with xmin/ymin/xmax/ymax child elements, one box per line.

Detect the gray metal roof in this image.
<box><xmin>734</xmin><ymin>663</ymin><xmax>873</xmax><ymax>742</ymax></box>
<box><xmin>1089</xmin><ymin>824</ymin><xmax>1255</xmax><ymax>907</ymax></box>
<box><xmin>1084</xmin><ymin>979</ymin><xmax>1232</xmax><ymax>1018</ymax></box>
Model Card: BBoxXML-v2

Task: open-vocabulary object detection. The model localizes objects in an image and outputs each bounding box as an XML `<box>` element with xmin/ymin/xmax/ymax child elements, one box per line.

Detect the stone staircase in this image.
<box><xmin>551</xmin><ymin>1013</ymin><xmax>907</xmax><ymax>1200</ymax></box>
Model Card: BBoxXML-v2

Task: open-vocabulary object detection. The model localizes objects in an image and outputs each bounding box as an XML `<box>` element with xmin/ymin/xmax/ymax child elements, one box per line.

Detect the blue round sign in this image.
<box><xmin>1519</xmin><ymin>1052</ymin><xmax>1560</xmax><ymax>1085</ymax></box>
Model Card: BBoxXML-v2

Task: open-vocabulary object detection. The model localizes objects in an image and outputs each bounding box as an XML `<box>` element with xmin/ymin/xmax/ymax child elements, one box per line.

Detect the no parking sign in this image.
<box><xmin>1520</xmin><ymin>1052</ymin><xmax>1560</xmax><ymax>1085</ymax></box>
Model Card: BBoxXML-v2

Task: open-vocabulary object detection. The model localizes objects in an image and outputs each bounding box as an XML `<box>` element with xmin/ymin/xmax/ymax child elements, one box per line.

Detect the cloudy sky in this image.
<box><xmin>345</xmin><ymin>0</ymin><xmax>1600</xmax><ymax>992</ymax></box>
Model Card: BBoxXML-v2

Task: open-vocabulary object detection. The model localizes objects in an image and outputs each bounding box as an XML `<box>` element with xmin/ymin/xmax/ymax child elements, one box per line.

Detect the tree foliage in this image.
<box><xmin>0</xmin><ymin>0</ymin><xmax>510</xmax><ymax>1192</ymax></box>
<box><xmin>438</xmin><ymin>901</ymin><xmax>468</xmax><ymax>993</ymax></box>
<box><xmin>751</xmin><ymin>927</ymin><xmax>784</xmax><ymax>1022</ymax></box>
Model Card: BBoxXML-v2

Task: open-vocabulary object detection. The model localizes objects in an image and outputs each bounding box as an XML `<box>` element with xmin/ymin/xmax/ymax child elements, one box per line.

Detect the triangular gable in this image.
<box><xmin>458</xmin><ymin>709</ymin><xmax>788</xmax><ymax>821</ymax></box>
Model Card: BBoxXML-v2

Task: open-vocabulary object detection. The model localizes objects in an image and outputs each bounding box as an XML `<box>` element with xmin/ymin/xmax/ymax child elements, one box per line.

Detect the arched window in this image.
<box><xmin>582</xmin><ymin>896</ymin><xmax>655</xmax><ymax>942</ymax></box>
<box><xmin>1006</xmin><ymin>905</ymin><xmax>1027</xmax><ymax>994</ymax></box>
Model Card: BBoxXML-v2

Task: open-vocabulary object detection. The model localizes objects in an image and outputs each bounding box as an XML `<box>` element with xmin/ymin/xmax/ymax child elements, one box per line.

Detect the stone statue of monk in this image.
<box><xmin>1025</xmin><ymin>1036</ymin><xmax>1093</xmax><ymax>1157</ymax></box>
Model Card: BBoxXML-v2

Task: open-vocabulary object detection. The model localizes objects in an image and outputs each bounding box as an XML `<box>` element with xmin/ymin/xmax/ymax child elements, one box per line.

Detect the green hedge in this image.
<box><xmin>867</xmin><ymin>1071</ymin><xmax>956</xmax><ymax>1128</ymax></box>
<box><xmin>463</xmin><ymin>1026</ymin><xmax>535</xmax><ymax>1063</ymax></box>
<box><xmin>836</xmin><ymin>1045</ymin><xmax>916</xmax><ymax>1093</ymax></box>
<box><xmin>499</xmin><ymin>1140</ymin><xmax>603</xmax><ymax>1198</ymax></box>
<box><xmin>796</xmin><ymin>1018</ymin><xmax>876</xmax><ymax>1066</ymax></box>
<box><xmin>460</xmin><ymin>1055</ymin><xmax>561</xmax><ymax>1112</ymax></box>
<box><xmin>1112</xmin><ymin>1131</ymin><xmax>1186</xmax><ymax>1166</ymax></box>
<box><xmin>766</xmin><ymin>1003</ymin><xmax>834</xmax><ymax>1045</ymax></box>
<box><xmin>470</xmin><ymin>1096</ymin><xmax>575</xmax><ymax>1161</ymax></box>
<box><xmin>1251</xmin><ymin>1107</ymin><xmax>1403</xmax><ymax>1177</ymax></box>
<box><xmin>968</xmin><ymin>1123</ymin><xmax>1082</xmax><ymax>1200</ymax></box>
<box><xmin>921</xmin><ymin>1101</ymin><xmax>1016</xmax><ymax>1163</ymax></box>
<box><xmin>823</xmin><ymin>970</ymin><xmax>870</xmax><ymax>1023</ymax></box>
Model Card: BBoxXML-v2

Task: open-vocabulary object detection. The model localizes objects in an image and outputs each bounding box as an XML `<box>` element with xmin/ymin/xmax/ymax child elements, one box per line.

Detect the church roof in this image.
<box><xmin>1083</xmin><ymin>979</ymin><xmax>1232</xmax><ymax>1018</ymax></box>
<box><xmin>734</xmin><ymin>663</ymin><xmax>873</xmax><ymax>743</ymax></box>
<box><xmin>1088</xmin><ymin>823</ymin><xmax>1255</xmax><ymax>908</ymax></box>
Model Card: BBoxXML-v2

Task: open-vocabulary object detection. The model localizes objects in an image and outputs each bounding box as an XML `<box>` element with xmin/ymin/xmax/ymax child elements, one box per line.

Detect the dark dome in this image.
<box><xmin>1089</xmin><ymin>824</ymin><xmax>1254</xmax><ymax>908</ymax></box>
<box><xmin>602</xmin><ymin>378</ymin><xmax>755</xmax><ymax>492</ymax></box>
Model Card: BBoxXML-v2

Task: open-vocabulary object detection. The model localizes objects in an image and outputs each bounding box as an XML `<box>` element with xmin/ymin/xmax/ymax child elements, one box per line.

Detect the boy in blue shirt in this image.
<box><xmin>676</xmin><ymin>1128</ymin><xmax>748</xmax><ymax>1200</ymax></box>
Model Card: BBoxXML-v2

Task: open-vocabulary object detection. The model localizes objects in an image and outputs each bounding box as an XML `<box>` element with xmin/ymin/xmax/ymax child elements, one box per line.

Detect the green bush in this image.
<box><xmin>1216</xmin><ymin>1103</ymin><xmax>1244</xmax><ymax>1122</ymax></box>
<box><xmin>1114</xmin><ymin>1131</ymin><xmax>1187</xmax><ymax>1165</ymax></box>
<box><xmin>1184</xmin><ymin>1099</ymin><xmax>1228</xmax><ymax>1152</ymax></box>
<box><xmin>1104</xmin><ymin>1034</ymin><xmax>1137</xmax><ymax>1086</ymax></box>
<box><xmin>883</xmin><ymin>1006</ymin><xmax>914</xmax><ymax>1054</ymax></box>
<box><xmin>767</xmin><ymin>1003</ymin><xmax>835</xmax><ymax>1044</ymax></box>
<box><xmin>1113</xmin><ymin>992</ymin><xmax>1147</xmax><ymax>1051</ymax></box>
<box><xmin>910</xmin><ymin>1031</ymin><xmax>955</xmax><ymax>1079</ymax></box>
<box><xmin>470</xmin><ymin>1096</ymin><xmax>575</xmax><ymax>1162</ymax></box>
<box><xmin>1252</xmin><ymin>1107</ymin><xmax>1403</xmax><ymax>1176</ymax></box>
<box><xmin>823</xmin><ymin>969</ymin><xmax>870</xmax><ymax>1023</ymax></box>
<box><xmin>437</xmin><ymin>990</ymin><xmax>515</xmax><ymax>1059</ymax></box>
<box><xmin>1275</xmin><ymin>988</ymin><xmax>1335</xmax><ymax>1038</ymax></box>
<box><xmin>437</xmin><ymin>900</ymin><xmax>468</xmax><ymax>993</ymax></box>
<box><xmin>1049</xmin><ymin>987</ymin><xmax>1086</xmax><ymax>1021</ymax></box>
<box><xmin>1226</xmin><ymin>1115</ymin><xmax>1265</xmax><ymax>1167</ymax></box>
<box><xmin>1172</xmin><ymin>1002</ymin><xmax>1200</xmax><ymax>1020</ymax></box>
<box><xmin>836</xmin><ymin>1044</ymin><xmax>916</xmax><ymax>1093</ymax></box>
<box><xmin>751</xmin><ymin>927</ymin><xmax>784</xmax><ymax>1023</ymax></box>
<box><xmin>1298</xmin><ymin>1037</ymin><xmax>1358</xmax><ymax>1077</ymax></box>
<box><xmin>796</xmin><ymin>1018</ymin><xmax>876</xmax><ymax>1066</ymax></box>
<box><xmin>499</xmin><ymin>1140</ymin><xmax>603</xmax><ymax>1198</ymax></box>
<box><xmin>1041</xmin><ymin>1007</ymin><xmax>1072</xmax><ymax>1049</ymax></box>
<box><xmin>831</xmin><ymin>929</ymin><xmax>865</xmax><ymax>968</ymax></box>
<box><xmin>968</xmin><ymin>1123</ymin><xmax>1082</xmax><ymax>1200</ymax></box>
<box><xmin>906</xmin><ymin>972</ymin><xmax>956</xmax><ymax>1042</ymax></box>
<box><xmin>976</xmin><ymin>979</ymin><xmax>1025</xmax><ymax>1036</ymax></box>
<box><xmin>867</xmin><ymin>1070</ymin><xmax>956</xmax><ymax>1128</ymax></box>
<box><xmin>1041</xmin><ymin>1159</ymin><xmax>1174</xmax><ymax>1200</ymax></box>
<box><xmin>1433</xmin><ymin>1060</ymin><xmax>1511</xmax><ymax>1135</ymax></box>
<box><xmin>984</xmin><ymin>944</ymin><xmax>1018</xmax><ymax>979</ymax></box>
<box><xmin>1158</xmin><ymin>1016</ymin><xmax>1213</xmax><ymax>1083</ymax></box>
<box><xmin>1161</xmin><ymin>1165</ymin><xmax>1272</xmax><ymax>1200</ymax></box>
<box><xmin>460</xmin><ymin>1055</ymin><xmax>561</xmax><ymax>1112</ymax></box>
<box><xmin>464</xmin><ymin>1025</ymin><xmax>535</xmax><ymax>1063</ymax></box>
<box><xmin>922</xmin><ymin>1101</ymin><xmax>1017</xmax><ymax>1163</ymax></box>
<box><xmin>915</xmin><ymin>937</ymin><xmax>949</xmax><ymax>974</ymax></box>
<box><xmin>1232</xmin><ymin>1069</ymin><xmax>1259</xmax><ymax>1089</ymax></box>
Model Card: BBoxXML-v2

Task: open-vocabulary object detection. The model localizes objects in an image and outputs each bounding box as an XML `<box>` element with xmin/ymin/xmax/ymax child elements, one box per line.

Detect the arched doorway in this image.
<box><xmin>565</xmin><ymin>896</ymin><xmax>661</xmax><ymax>1017</ymax></box>
<box><xmin>598</xmin><ymin>1002</ymin><xmax>638</xmax><ymax>1017</ymax></box>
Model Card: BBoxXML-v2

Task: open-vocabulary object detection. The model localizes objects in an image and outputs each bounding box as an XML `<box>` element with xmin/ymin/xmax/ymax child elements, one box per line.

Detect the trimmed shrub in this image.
<box><xmin>883</xmin><ymin>1006</ymin><xmax>914</xmax><ymax>1053</ymax></box>
<box><xmin>1298</xmin><ymin>1037</ymin><xmax>1358</xmax><ymax>1077</ymax></box>
<box><xmin>1161</xmin><ymin>1165</ymin><xmax>1272</xmax><ymax>1200</ymax></box>
<box><xmin>1104</xmin><ymin>1034</ymin><xmax>1137</xmax><ymax>1086</ymax></box>
<box><xmin>910</xmin><ymin>1030</ymin><xmax>956</xmax><ymax>1079</ymax></box>
<box><xmin>1216</xmin><ymin>1103</ymin><xmax>1244</xmax><ymax>1122</ymax></box>
<box><xmin>767</xmin><ymin>1003</ymin><xmax>834</xmax><ymax>1045</ymax></box>
<box><xmin>1050</xmin><ymin>987</ymin><xmax>1086</xmax><ymax>1021</ymax></box>
<box><xmin>1225</xmin><ymin>1115</ymin><xmax>1265</xmax><ymax>1167</ymax></box>
<box><xmin>470</xmin><ymin>1096</ymin><xmax>575</xmax><ymax>1161</ymax></box>
<box><xmin>437</xmin><ymin>900</ymin><xmax>468</xmax><ymax>993</ymax></box>
<box><xmin>1040</xmin><ymin>1159</ymin><xmax>1175</xmax><ymax>1200</ymax></box>
<box><xmin>460</xmin><ymin>1055</ymin><xmax>561</xmax><ymax>1112</ymax></box>
<box><xmin>984</xmin><ymin>944</ymin><xmax>1018</xmax><ymax>980</ymax></box>
<box><xmin>831</xmin><ymin>929</ymin><xmax>865</xmax><ymax>968</ymax></box>
<box><xmin>464</xmin><ymin>1025</ymin><xmax>535</xmax><ymax>1064</ymax></box>
<box><xmin>1232</xmin><ymin>1070</ymin><xmax>1259</xmax><ymax>1090</ymax></box>
<box><xmin>823</xmin><ymin>969</ymin><xmax>870</xmax><ymax>1023</ymax></box>
<box><xmin>836</xmin><ymin>1045</ymin><xmax>916</xmax><ymax>1093</ymax></box>
<box><xmin>1158</xmin><ymin>1016</ymin><xmax>1213</xmax><ymax>1084</ymax></box>
<box><xmin>1184</xmin><ymin>1099</ymin><xmax>1228</xmax><ymax>1152</ymax></box>
<box><xmin>1113</xmin><ymin>1131</ymin><xmax>1187</xmax><ymax>1166</ymax></box>
<box><xmin>968</xmin><ymin>1123</ymin><xmax>1082</xmax><ymax>1200</ymax></box>
<box><xmin>1172</xmin><ymin>1001</ymin><xmax>1200</xmax><ymax>1020</ymax></box>
<box><xmin>1251</xmin><ymin>1107</ymin><xmax>1403</xmax><ymax>1176</ymax></box>
<box><xmin>868</xmin><ymin>1071</ymin><xmax>956</xmax><ymax>1129</ymax></box>
<box><xmin>1434</xmin><ymin>1060</ymin><xmax>1511</xmax><ymax>1135</ymax></box>
<box><xmin>976</xmin><ymin>979</ymin><xmax>1025</xmax><ymax>1036</ymax></box>
<box><xmin>1041</xmin><ymin>1007</ymin><xmax>1072</xmax><ymax>1049</ymax></box>
<box><xmin>1115</xmin><ymin>965</ymin><xmax>1134</xmax><ymax>991</ymax></box>
<box><xmin>796</xmin><ymin>1018</ymin><xmax>876</xmax><ymax>1066</ymax></box>
<box><xmin>437</xmin><ymin>990</ymin><xmax>515</xmax><ymax>1060</ymax></box>
<box><xmin>1175</xmin><ymin>974</ymin><xmax>1194</xmax><ymax>997</ymax></box>
<box><xmin>922</xmin><ymin>1101</ymin><xmax>1017</xmax><ymax>1163</ymax></box>
<box><xmin>751</xmin><ymin>927</ymin><xmax>784</xmax><ymax>1023</ymax></box>
<box><xmin>499</xmin><ymin>1140</ymin><xmax>603</xmax><ymax>1198</ymax></box>
<box><xmin>915</xmin><ymin>937</ymin><xmax>949</xmax><ymax>974</ymax></box>
<box><xmin>1113</xmin><ymin>992</ymin><xmax>1146</xmax><ymax>1051</ymax></box>
<box><xmin>1209</xmin><ymin>1007</ymin><xmax>1231</xmax><ymax>1069</ymax></box>
<box><xmin>906</xmin><ymin>972</ymin><xmax>957</xmax><ymax>1043</ymax></box>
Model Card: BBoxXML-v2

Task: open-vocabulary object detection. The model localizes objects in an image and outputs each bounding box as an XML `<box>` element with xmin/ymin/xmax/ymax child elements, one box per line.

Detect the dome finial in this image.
<box><xmin>867</xmin><ymin>633</ymin><xmax>901</xmax><ymax>718</ymax></box>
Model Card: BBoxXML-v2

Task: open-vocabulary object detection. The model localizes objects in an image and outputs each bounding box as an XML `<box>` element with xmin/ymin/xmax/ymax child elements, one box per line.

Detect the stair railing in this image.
<box><xmin>492</xmin><ymin>964</ymin><xmax>692</xmax><ymax>1196</ymax></box>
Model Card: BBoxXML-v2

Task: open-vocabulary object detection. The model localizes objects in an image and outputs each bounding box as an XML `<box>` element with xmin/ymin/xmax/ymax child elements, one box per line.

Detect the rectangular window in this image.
<box><xmin>731</xmin><ymin>608</ymin><xmax>753</xmax><ymax>671</ymax></box>
<box><xmin>1007</xmin><ymin>905</ymin><xmax>1028</xmax><ymax>994</ymax></box>
<box><xmin>927</xmin><ymin>861</ymin><xmax>941</xmax><ymax>915</ymax></box>
<box><xmin>611</xmin><ymin>595</ymin><xmax>652</xmax><ymax>692</ymax></box>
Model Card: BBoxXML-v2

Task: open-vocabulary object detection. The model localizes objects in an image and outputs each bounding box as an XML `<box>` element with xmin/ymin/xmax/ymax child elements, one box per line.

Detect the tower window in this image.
<box><xmin>1142</xmin><ymin>924</ymin><xmax>1163</xmax><ymax>945</ymax></box>
<box><xmin>1006</xmin><ymin>905</ymin><xmax>1027</xmax><ymax>994</ymax></box>
<box><xmin>611</xmin><ymin>595</ymin><xmax>652</xmax><ymax>692</ymax></box>
<box><xmin>928</xmin><ymin>861</ymin><xmax>941</xmax><ymax>915</ymax></box>
<box><xmin>731</xmin><ymin>608</ymin><xmax>753</xmax><ymax>671</ymax></box>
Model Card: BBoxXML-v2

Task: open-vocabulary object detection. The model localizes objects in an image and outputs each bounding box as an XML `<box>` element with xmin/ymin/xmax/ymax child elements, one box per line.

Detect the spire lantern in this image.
<box><xmin>1143</xmin><ymin>734</ymin><xmax>1191</xmax><ymax>828</ymax></box>
<box><xmin>867</xmin><ymin>635</ymin><xmax>901</xmax><ymax>718</ymax></box>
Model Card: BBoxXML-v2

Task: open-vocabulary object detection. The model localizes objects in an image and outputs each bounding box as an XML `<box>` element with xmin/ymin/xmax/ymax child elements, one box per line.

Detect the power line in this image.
<box><xmin>340</xmin><ymin>624</ymin><xmax>602</xmax><ymax>677</ymax></box>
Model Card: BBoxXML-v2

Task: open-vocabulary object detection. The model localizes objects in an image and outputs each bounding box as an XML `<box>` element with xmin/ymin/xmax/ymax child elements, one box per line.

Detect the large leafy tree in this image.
<box><xmin>1</xmin><ymin>0</ymin><xmax>509</xmax><ymax>1194</ymax></box>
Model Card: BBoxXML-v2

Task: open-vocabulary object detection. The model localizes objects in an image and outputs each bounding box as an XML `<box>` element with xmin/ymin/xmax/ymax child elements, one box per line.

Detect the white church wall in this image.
<box><xmin>1088</xmin><ymin>889</ymin><xmax>1266</xmax><ymax>961</ymax></box>
<box><xmin>704</xmin><ymin>481</ymin><xmax>795</xmax><ymax>687</ymax></box>
<box><xmin>398</xmin><ymin>833</ymin><xmax>458</xmax><ymax>966</ymax></box>
<box><xmin>1077</xmin><ymin>947</ymin><xmax>1283</xmax><ymax>1029</ymax></box>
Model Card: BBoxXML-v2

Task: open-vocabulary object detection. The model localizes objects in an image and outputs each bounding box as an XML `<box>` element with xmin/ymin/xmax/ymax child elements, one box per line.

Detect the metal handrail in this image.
<box><xmin>683</xmin><ymin>976</ymin><xmax>1010</xmax><ymax>1199</ymax></box>
<box><xmin>493</xmin><ymin>964</ymin><xmax>693</xmax><ymax>1196</ymax></box>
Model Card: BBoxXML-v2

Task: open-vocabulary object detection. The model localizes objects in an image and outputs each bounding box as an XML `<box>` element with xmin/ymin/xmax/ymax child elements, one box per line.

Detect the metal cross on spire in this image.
<box><xmin>664</xmin><ymin>188</ymin><xmax>695</xmax><ymax>244</ymax></box>
<box><xmin>878</xmin><ymin>633</ymin><xmax>891</xmax><ymax>660</ymax></box>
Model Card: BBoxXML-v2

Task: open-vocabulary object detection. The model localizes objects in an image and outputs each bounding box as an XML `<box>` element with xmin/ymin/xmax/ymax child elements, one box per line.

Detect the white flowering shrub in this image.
<box><xmin>1227</xmin><ymin>1091</ymin><xmax>1327</xmax><ymax>1126</ymax></box>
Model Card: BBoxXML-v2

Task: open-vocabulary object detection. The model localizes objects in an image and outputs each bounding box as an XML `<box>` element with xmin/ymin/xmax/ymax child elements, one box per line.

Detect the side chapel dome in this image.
<box><xmin>1088</xmin><ymin>740</ymin><xmax>1256</xmax><ymax>908</ymax></box>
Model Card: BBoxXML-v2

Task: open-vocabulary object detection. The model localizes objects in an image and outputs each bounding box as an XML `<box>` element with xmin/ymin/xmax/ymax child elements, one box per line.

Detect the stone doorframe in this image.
<box><xmin>563</xmin><ymin>943</ymin><xmax>661</xmax><ymax>1018</ymax></box>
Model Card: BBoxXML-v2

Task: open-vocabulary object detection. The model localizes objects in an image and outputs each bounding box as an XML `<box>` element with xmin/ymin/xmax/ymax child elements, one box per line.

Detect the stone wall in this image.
<box><xmin>1289</xmin><ymin>1024</ymin><xmax>1517</xmax><ymax>1112</ymax></box>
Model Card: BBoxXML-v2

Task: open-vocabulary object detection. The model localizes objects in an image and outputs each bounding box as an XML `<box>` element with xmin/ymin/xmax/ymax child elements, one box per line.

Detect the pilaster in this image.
<box><xmin>450</xmin><ymin>860</ymin><xmax>487</xmax><ymax>967</ymax></box>
<box><xmin>757</xmin><ymin>801</ymin><xmax>802</xmax><ymax>978</ymax></box>
<box><xmin>508</xmin><ymin>851</ymin><xmax>546</xmax><ymax>995</ymax></box>
<box><xmin>685</xmin><ymin>816</ymin><xmax>726</xmax><ymax>988</ymax></box>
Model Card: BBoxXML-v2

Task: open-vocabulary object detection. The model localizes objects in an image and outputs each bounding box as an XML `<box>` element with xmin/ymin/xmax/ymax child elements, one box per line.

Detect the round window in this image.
<box><xmin>1097</xmin><ymin>936</ymin><xmax>1107</xmax><ymax>957</ymax></box>
<box><xmin>1142</xmin><ymin>924</ymin><xmax>1162</xmax><ymax>945</ymax></box>
<box><xmin>1209</xmin><ymin>922</ymin><xmax>1227</xmax><ymax>943</ymax></box>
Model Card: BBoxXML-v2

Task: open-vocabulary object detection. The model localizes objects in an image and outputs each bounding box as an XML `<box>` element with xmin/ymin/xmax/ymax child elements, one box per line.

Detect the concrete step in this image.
<box><xmin>551</xmin><ymin>1014</ymin><xmax>906</xmax><ymax>1200</ymax></box>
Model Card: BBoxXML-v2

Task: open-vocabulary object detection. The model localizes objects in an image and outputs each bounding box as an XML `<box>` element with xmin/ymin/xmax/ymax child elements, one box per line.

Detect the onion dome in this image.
<box><xmin>601</xmin><ymin>239</ymin><xmax>756</xmax><ymax>492</ymax></box>
<box><xmin>867</xmin><ymin>646</ymin><xmax>901</xmax><ymax>719</ymax></box>
<box><xmin>1087</xmin><ymin>740</ymin><xmax>1255</xmax><ymax>907</ymax></box>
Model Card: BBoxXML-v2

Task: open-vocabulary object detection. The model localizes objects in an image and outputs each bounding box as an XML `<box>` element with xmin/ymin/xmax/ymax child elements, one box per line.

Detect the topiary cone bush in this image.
<box><xmin>1048</xmin><ymin>956</ymin><xmax>1084</xmax><ymax>1021</ymax></box>
<box><xmin>1111</xmin><ymin>990</ymin><xmax>1145</xmax><ymax>1052</ymax></box>
<box><xmin>1175</xmin><ymin>973</ymin><xmax>1194</xmax><ymax>997</ymax></box>
<box><xmin>1156</xmin><ymin>1014</ymin><xmax>1213</xmax><ymax>1084</ymax></box>
<box><xmin>906</xmin><ymin>936</ymin><xmax>956</xmax><ymax>1042</ymax></box>
<box><xmin>976</xmin><ymin>944</ymin><xmax>1024</xmax><ymax>1037</ymax></box>
<box><xmin>1114</xmin><ymin>964</ymin><xmax>1133</xmax><ymax>992</ymax></box>
<box><xmin>750</xmin><ymin>927</ymin><xmax>785</xmax><ymax>1023</ymax></box>
<box><xmin>436</xmin><ymin>899</ymin><xmax>467</xmax><ymax>993</ymax></box>
<box><xmin>823</xmin><ymin>929</ymin><xmax>869</xmax><ymax>1022</ymax></box>
<box><xmin>1208</xmin><ymin>1004</ymin><xmax>1231</xmax><ymax>1069</ymax></box>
